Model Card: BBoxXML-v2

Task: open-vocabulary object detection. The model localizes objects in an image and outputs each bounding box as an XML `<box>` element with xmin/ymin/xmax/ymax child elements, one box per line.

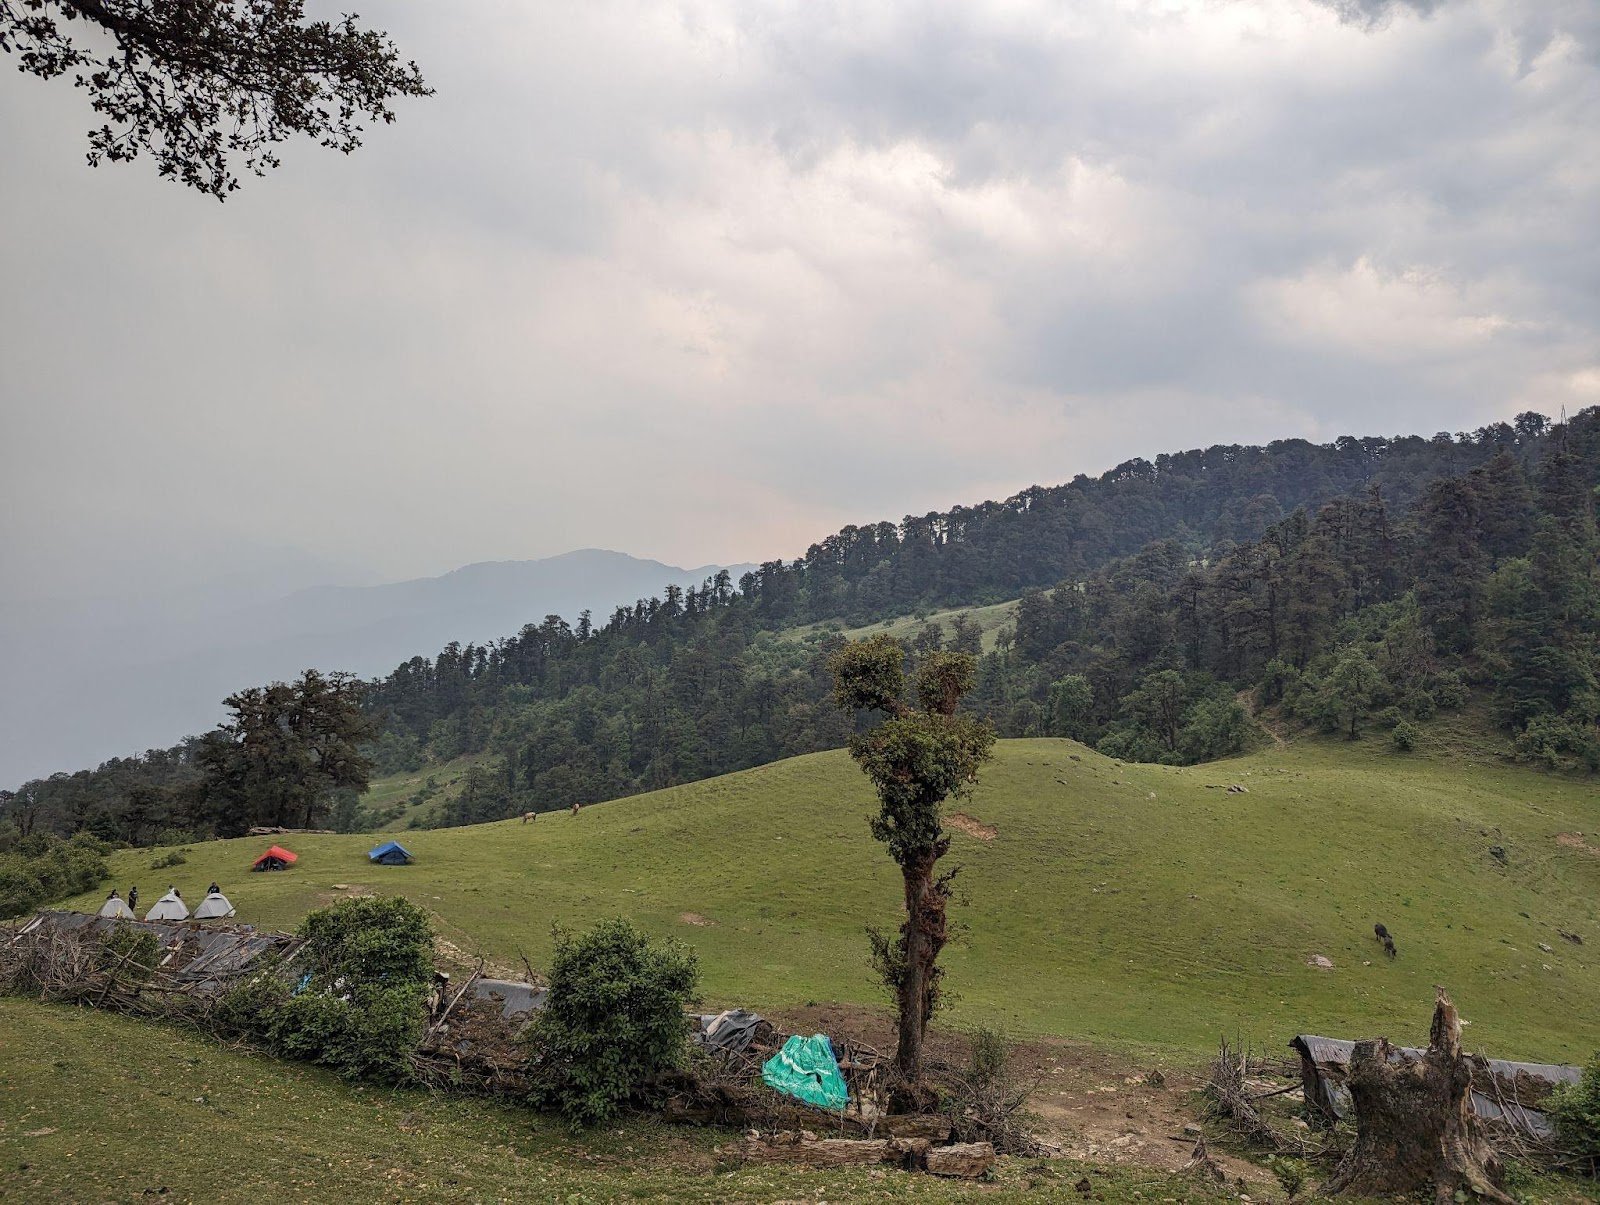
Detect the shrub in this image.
<box><xmin>523</xmin><ymin>918</ymin><xmax>699</xmax><ymax>1126</ymax></box>
<box><xmin>1392</xmin><ymin>720</ymin><xmax>1418</xmax><ymax>752</ymax></box>
<box><xmin>0</xmin><ymin>833</ymin><xmax>109</xmax><ymax>919</ymax></box>
<box><xmin>1513</xmin><ymin>715</ymin><xmax>1600</xmax><ymax>772</ymax></box>
<box><xmin>936</xmin><ymin>1027</ymin><xmax>1044</xmax><ymax>1155</ymax></box>
<box><xmin>150</xmin><ymin>848</ymin><xmax>187</xmax><ymax>870</ymax></box>
<box><xmin>220</xmin><ymin>896</ymin><xmax>435</xmax><ymax>1082</ymax></box>
<box><xmin>1547</xmin><ymin>1052</ymin><xmax>1600</xmax><ymax>1167</ymax></box>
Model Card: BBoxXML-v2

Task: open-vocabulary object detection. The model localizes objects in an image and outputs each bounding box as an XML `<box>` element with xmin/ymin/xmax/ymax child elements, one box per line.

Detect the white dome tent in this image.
<box><xmin>193</xmin><ymin>889</ymin><xmax>236</xmax><ymax>920</ymax></box>
<box><xmin>144</xmin><ymin>888</ymin><xmax>189</xmax><ymax>922</ymax></box>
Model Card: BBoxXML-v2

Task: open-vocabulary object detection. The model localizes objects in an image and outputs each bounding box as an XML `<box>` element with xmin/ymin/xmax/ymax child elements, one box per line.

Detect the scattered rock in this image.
<box><xmin>1539</xmin><ymin>943</ymin><xmax>1553</xmax><ymax>953</ymax></box>
<box><xmin>679</xmin><ymin>912</ymin><xmax>715</xmax><ymax>926</ymax></box>
<box><xmin>925</xmin><ymin>1142</ymin><xmax>996</xmax><ymax>1179</ymax></box>
<box><xmin>1226</xmin><ymin>784</ymin><xmax>1249</xmax><ymax>794</ymax></box>
<box><xmin>1307</xmin><ymin>954</ymin><xmax>1335</xmax><ymax>970</ymax></box>
<box><xmin>1489</xmin><ymin>845</ymin><xmax>1508</xmax><ymax>864</ymax></box>
<box><xmin>1558</xmin><ymin>929</ymin><xmax>1583</xmax><ymax>945</ymax></box>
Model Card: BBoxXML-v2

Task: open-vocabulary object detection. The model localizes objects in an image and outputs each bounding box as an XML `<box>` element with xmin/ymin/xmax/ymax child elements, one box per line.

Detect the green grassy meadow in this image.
<box><xmin>782</xmin><ymin>599</ymin><xmax>1021</xmax><ymax>654</ymax></box>
<box><xmin>62</xmin><ymin>737</ymin><xmax>1600</xmax><ymax>1065</ymax></box>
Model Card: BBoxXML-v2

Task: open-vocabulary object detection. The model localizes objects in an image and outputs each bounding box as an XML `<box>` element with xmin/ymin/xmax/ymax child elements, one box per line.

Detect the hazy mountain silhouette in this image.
<box><xmin>0</xmin><ymin>549</ymin><xmax>754</xmax><ymax>786</ymax></box>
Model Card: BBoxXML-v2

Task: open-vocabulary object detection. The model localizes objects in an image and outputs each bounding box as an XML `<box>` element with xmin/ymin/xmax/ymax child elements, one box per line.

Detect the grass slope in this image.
<box><xmin>5</xmin><ymin>999</ymin><xmax>1237</xmax><ymax>1204</ymax></box>
<box><xmin>66</xmin><ymin>739</ymin><xmax>1600</xmax><ymax>1063</ymax></box>
<box><xmin>782</xmin><ymin>599</ymin><xmax>1021</xmax><ymax>654</ymax></box>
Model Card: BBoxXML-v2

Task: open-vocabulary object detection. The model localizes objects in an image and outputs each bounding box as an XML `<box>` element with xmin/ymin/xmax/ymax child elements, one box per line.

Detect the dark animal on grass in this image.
<box><xmin>1374</xmin><ymin>923</ymin><xmax>1396</xmax><ymax>958</ymax></box>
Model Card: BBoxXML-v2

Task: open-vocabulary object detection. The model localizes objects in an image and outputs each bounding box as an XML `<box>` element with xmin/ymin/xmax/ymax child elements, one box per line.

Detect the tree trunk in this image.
<box><xmin>892</xmin><ymin>842</ymin><xmax>952</xmax><ymax>1109</ymax></box>
<box><xmin>895</xmin><ymin>857</ymin><xmax>932</xmax><ymax>1084</ymax></box>
<box><xmin>1322</xmin><ymin>988</ymin><xmax>1512</xmax><ymax>1202</ymax></box>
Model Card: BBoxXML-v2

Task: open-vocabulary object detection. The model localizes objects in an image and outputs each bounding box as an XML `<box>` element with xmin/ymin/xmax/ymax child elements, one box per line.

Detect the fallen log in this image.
<box><xmin>737</xmin><ymin>1137</ymin><xmax>901</xmax><ymax>1168</ymax></box>
<box><xmin>882</xmin><ymin>1114</ymin><xmax>953</xmax><ymax>1141</ymax></box>
<box><xmin>925</xmin><ymin>1141</ymin><xmax>996</xmax><ymax>1179</ymax></box>
<box><xmin>1322</xmin><ymin>987</ymin><xmax>1513</xmax><ymax>1202</ymax></box>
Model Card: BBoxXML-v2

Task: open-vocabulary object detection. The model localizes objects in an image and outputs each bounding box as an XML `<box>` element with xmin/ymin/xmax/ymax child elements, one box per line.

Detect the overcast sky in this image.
<box><xmin>2</xmin><ymin>0</ymin><xmax>1597</xmax><ymax>603</ymax></box>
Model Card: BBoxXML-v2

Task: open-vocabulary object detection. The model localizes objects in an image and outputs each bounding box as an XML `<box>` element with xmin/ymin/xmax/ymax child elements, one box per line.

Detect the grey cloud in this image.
<box><xmin>2</xmin><ymin>0</ymin><xmax>1598</xmax><ymax>778</ymax></box>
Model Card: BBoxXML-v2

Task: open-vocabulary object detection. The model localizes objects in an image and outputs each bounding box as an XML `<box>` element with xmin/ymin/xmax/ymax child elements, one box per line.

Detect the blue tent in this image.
<box><xmin>368</xmin><ymin>841</ymin><xmax>414</xmax><ymax>866</ymax></box>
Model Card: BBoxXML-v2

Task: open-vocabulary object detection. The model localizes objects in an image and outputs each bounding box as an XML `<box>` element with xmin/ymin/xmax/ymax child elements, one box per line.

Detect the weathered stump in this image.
<box><xmin>1322</xmin><ymin>988</ymin><xmax>1511</xmax><ymax>1202</ymax></box>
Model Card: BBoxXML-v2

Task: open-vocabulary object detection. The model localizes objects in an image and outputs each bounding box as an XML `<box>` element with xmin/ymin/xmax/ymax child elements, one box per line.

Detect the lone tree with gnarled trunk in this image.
<box><xmin>829</xmin><ymin>635</ymin><xmax>994</xmax><ymax>1098</ymax></box>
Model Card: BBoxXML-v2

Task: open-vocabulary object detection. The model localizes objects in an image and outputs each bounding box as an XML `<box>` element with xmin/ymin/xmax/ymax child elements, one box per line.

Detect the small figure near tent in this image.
<box><xmin>207</xmin><ymin>882</ymin><xmax>219</xmax><ymax>895</ymax></box>
<box><xmin>368</xmin><ymin>840</ymin><xmax>413</xmax><ymax>866</ymax></box>
<box><xmin>128</xmin><ymin>886</ymin><xmax>139</xmax><ymax>911</ymax></box>
<box><xmin>98</xmin><ymin>889</ymin><xmax>135</xmax><ymax>920</ymax></box>
<box><xmin>252</xmin><ymin>845</ymin><xmax>298</xmax><ymax>872</ymax></box>
<box><xmin>144</xmin><ymin>887</ymin><xmax>189</xmax><ymax>922</ymax></box>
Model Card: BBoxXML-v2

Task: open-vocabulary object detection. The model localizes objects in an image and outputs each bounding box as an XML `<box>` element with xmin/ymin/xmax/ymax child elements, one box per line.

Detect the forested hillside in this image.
<box><xmin>6</xmin><ymin>409</ymin><xmax>1596</xmax><ymax>844</ymax></box>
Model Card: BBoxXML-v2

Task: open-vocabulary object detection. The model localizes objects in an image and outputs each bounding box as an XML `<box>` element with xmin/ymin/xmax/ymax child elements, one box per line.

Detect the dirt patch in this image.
<box><xmin>679</xmin><ymin>912</ymin><xmax>716</xmax><ymax>927</ymax></box>
<box><xmin>763</xmin><ymin>1002</ymin><xmax>1273</xmax><ymax>1187</ymax></box>
<box><xmin>432</xmin><ymin>936</ymin><xmax>522</xmax><ymax>981</ymax></box>
<box><xmin>945</xmin><ymin>813</ymin><xmax>997</xmax><ymax>841</ymax></box>
<box><xmin>1556</xmin><ymin>833</ymin><xmax>1600</xmax><ymax>858</ymax></box>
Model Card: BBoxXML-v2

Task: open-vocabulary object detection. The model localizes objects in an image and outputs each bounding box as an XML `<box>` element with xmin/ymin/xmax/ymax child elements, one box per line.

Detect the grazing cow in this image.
<box><xmin>1374</xmin><ymin>922</ymin><xmax>1397</xmax><ymax>958</ymax></box>
<box><xmin>570</xmin><ymin>802</ymin><xmax>582</xmax><ymax>816</ymax></box>
<box><xmin>521</xmin><ymin>811</ymin><xmax>537</xmax><ymax>824</ymax></box>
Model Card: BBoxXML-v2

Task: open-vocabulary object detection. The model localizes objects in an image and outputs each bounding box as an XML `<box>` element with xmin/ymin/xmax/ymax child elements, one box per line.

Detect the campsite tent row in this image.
<box><xmin>100</xmin><ymin>889</ymin><xmax>235</xmax><ymax>923</ymax></box>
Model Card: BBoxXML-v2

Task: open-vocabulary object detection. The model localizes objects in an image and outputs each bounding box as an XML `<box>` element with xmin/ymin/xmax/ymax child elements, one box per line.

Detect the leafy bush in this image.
<box><xmin>215</xmin><ymin>896</ymin><xmax>435</xmax><ymax>1082</ymax></box>
<box><xmin>1548</xmin><ymin>1052</ymin><xmax>1600</xmax><ymax>1166</ymax></box>
<box><xmin>150</xmin><ymin>848</ymin><xmax>187</xmax><ymax>870</ymax></box>
<box><xmin>1513</xmin><ymin>715</ymin><xmax>1600</xmax><ymax>772</ymax></box>
<box><xmin>1391</xmin><ymin>720</ymin><xmax>1418</xmax><ymax>752</ymax></box>
<box><xmin>523</xmin><ymin>918</ymin><xmax>699</xmax><ymax>1126</ymax></box>
<box><xmin>0</xmin><ymin>833</ymin><xmax>109</xmax><ymax>919</ymax></box>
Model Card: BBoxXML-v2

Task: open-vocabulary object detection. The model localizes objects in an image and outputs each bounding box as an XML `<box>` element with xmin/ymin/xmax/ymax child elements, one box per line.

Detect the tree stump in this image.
<box><xmin>1322</xmin><ymin>988</ymin><xmax>1512</xmax><ymax>1202</ymax></box>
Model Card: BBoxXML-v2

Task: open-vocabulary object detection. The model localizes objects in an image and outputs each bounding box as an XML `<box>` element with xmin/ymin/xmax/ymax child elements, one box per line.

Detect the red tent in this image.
<box><xmin>252</xmin><ymin>845</ymin><xmax>299</xmax><ymax>871</ymax></box>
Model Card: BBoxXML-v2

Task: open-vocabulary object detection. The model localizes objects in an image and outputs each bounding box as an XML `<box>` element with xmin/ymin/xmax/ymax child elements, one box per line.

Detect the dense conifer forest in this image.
<box><xmin>5</xmin><ymin>408</ymin><xmax>1596</xmax><ymax>846</ymax></box>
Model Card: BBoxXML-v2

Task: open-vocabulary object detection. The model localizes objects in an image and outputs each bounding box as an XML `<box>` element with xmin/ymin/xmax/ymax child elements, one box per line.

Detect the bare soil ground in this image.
<box><xmin>1556</xmin><ymin>832</ymin><xmax>1599</xmax><ymax>858</ymax></box>
<box><xmin>944</xmin><ymin>812</ymin><xmax>998</xmax><ymax>840</ymax></box>
<box><xmin>768</xmin><ymin>1002</ymin><xmax>1277</xmax><ymax>1188</ymax></box>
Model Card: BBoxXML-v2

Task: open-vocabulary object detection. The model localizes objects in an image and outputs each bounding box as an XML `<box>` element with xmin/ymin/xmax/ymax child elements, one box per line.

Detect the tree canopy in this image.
<box><xmin>1</xmin><ymin>0</ymin><xmax>430</xmax><ymax>197</ymax></box>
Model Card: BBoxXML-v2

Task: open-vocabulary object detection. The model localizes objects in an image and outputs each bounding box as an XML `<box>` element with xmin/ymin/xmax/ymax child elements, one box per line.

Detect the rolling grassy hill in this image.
<box><xmin>65</xmin><ymin>738</ymin><xmax>1600</xmax><ymax>1064</ymax></box>
<box><xmin>781</xmin><ymin>599</ymin><xmax>1021</xmax><ymax>654</ymax></box>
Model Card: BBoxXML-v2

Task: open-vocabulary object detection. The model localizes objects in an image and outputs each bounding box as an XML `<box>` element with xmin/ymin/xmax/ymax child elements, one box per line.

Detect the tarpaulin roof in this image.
<box><xmin>368</xmin><ymin>841</ymin><xmax>412</xmax><ymax>861</ymax></box>
<box><xmin>253</xmin><ymin>845</ymin><xmax>298</xmax><ymax>865</ymax></box>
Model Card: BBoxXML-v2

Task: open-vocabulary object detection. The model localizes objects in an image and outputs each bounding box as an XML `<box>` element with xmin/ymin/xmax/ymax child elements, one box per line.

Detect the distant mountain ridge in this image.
<box><xmin>0</xmin><ymin>549</ymin><xmax>756</xmax><ymax>785</ymax></box>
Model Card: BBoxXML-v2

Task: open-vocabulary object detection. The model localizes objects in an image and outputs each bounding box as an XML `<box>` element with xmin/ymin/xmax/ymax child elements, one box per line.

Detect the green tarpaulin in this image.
<box><xmin>760</xmin><ymin>1033</ymin><xmax>849</xmax><ymax>1110</ymax></box>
